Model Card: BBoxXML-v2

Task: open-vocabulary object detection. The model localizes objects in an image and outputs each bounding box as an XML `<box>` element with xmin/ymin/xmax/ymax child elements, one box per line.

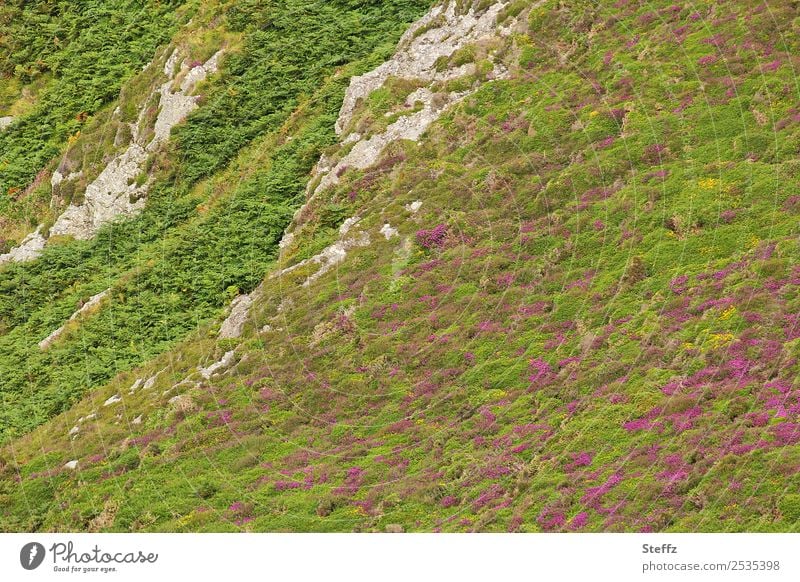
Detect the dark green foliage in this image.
<box><xmin>0</xmin><ymin>0</ymin><xmax>431</xmax><ymax>441</ymax></box>
<box><xmin>0</xmin><ymin>1</ymin><xmax>187</xmax><ymax>201</ymax></box>
<box><xmin>173</xmin><ymin>0</ymin><xmax>430</xmax><ymax>184</ymax></box>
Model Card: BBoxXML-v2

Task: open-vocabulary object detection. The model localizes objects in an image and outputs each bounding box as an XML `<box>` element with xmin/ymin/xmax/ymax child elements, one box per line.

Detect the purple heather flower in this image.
<box><xmin>415</xmin><ymin>224</ymin><xmax>448</xmax><ymax>249</ymax></box>
<box><xmin>569</xmin><ymin>512</ymin><xmax>589</xmax><ymax>530</ymax></box>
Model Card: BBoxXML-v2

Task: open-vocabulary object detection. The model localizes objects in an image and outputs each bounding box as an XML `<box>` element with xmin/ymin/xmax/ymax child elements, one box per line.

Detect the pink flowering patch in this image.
<box><xmin>537</xmin><ymin>507</ymin><xmax>566</xmax><ymax>531</ymax></box>
<box><xmin>624</xmin><ymin>402</ymin><xmax>703</xmax><ymax>434</ymax></box>
<box><xmin>473</xmin><ymin>484</ymin><xmax>505</xmax><ymax>510</ymax></box>
<box><xmin>566</xmin><ymin>451</ymin><xmax>594</xmax><ymax>471</ymax></box>
<box><xmin>772</xmin><ymin>423</ymin><xmax>800</xmax><ymax>446</ymax></box>
<box><xmin>441</xmin><ymin>495</ymin><xmax>458</xmax><ymax>508</ymax></box>
<box><xmin>569</xmin><ymin>511</ymin><xmax>589</xmax><ymax>530</ymax></box>
<box><xmin>528</xmin><ymin>358</ymin><xmax>554</xmax><ymax>387</ymax></box>
<box><xmin>596</xmin><ymin>136</ymin><xmax>616</xmax><ymax>149</ymax></box>
<box><xmin>496</xmin><ymin>273</ymin><xmax>516</xmax><ymax>288</ymax></box>
<box><xmin>581</xmin><ymin>472</ymin><xmax>623</xmax><ymax>509</ymax></box>
<box><xmin>415</xmin><ymin>224</ymin><xmax>448</xmax><ymax>249</ymax></box>
<box><xmin>333</xmin><ymin>466</ymin><xmax>366</xmax><ymax>496</ymax></box>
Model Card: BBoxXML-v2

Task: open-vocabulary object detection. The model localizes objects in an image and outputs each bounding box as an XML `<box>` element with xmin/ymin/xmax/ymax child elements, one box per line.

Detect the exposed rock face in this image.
<box><xmin>272</xmin><ymin>0</ymin><xmax>517</xmax><ymax>268</ymax></box>
<box><xmin>0</xmin><ymin>225</ymin><xmax>47</xmax><ymax>265</ymax></box>
<box><xmin>142</xmin><ymin>370</ymin><xmax>163</xmax><ymax>390</ymax></box>
<box><xmin>0</xmin><ymin>47</ymin><xmax>225</xmax><ymax>265</ymax></box>
<box><xmin>219</xmin><ymin>293</ymin><xmax>256</xmax><ymax>339</ymax></box>
<box><xmin>313</xmin><ymin>87</ymin><xmax>473</xmax><ymax>194</ymax></box>
<box><xmin>380</xmin><ymin>223</ymin><xmax>399</xmax><ymax>239</ymax></box>
<box><xmin>0</xmin><ymin>116</ymin><xmax>13</xmax><ymax>130</ymax></box>
<box><xmin>302</xmin><ymin>230</ymin><xmax>370</xmax><ymax>288</ymax></box>
<box><xmin>49</xmin><ymin>49</ymin><xmax>223</xmax><ymax>241</ymax></box>
<box><xmin>48</xmin><ymin>143</ymin><xmax>150</xmax><ymax>240</ymax></box>
<box><xmin>273</xmin><ymin>216</ymin><xmax>371</xmax><ymax>287</ymax></box>
<box><xmin>50</xmin><ymin>170</ymin><xmax>82</xmax><ymax>189</ymax></box>
<box><xmin>198</xmin><ymin>350</ymin><xmax>236</xmax><ymax>380</ymax></box>
<box><xmin>103</xmin><ymin>394</ymin><xmax>122</xmax><ymax>407</ymax></box>
<box><xmin>152</xmin><ymin>50</ymin><xmax>222</xmax><ymax>143</ymax></box>
<box><xmin>335</xmin><ymin>1</ymin><xmax>512</xmax><ymax>136</ymax></box>
<box><xmin>312</xmin><ymin>2</ymin><xmax>515</xmax><ymax>197</ymax></box>
<box><xmin>405</xmin><ymin>200</ymin><xmax>423</xmax><ymax>213</ymax></box>
<box><xmin>38</xmin><ymin>289</ymin><xmax>110</xmax><ymax>349</ymax></box>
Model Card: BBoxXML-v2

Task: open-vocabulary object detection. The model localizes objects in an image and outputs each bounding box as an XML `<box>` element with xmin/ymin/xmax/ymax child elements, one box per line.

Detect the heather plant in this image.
<box><xmin>1</xmin><ymin>0</ymin><xmax>800</xmax><ymax>534</ymax></box>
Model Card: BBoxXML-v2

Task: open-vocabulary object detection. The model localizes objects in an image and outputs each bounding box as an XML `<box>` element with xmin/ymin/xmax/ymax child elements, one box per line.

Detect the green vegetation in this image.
<box><xmin>1</xmin><ymin>0</ymin><xmax>799</xmax><ymax>534</ymax></box>
<box><xmin>0</xmin><ymin>0</ymin><xmax>189</xmax><ymax>202</ymax></box>
<box><xmin>0</xmin><ymin>0</ymin><xmax>432</xmax><ymax>440</ymax></box>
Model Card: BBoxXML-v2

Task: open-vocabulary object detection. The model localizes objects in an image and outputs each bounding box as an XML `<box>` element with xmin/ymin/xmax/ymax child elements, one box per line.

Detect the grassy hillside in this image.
<box><xmin>1</xmin><ymin>0</ymin><xmax>799</xmax><ymax>532</ymax></box>
<box><xmin>0</xmin><ymin>0</ymin><xmax>431</xmax><ymax>441</ymax></box>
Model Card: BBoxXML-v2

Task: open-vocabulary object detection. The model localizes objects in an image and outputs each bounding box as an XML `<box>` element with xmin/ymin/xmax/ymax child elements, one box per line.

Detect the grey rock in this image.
<box><xmin>218</xmin><ymin>293</ymin><xmax>256</xmax><ymax>339</ymax></box>
<box><xmin>198</xmin><ymin>350</ymin><xmax>236</xmax><ymax>380</ymax></box>
<box><xmin>0</xmin><ymin>225</ymin><xmax>47</xmax><ymax>265</ymax></box>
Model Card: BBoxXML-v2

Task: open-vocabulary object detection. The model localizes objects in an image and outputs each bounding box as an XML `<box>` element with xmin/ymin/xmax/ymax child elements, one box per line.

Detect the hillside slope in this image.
<box><xmin>1</xmin><ymin>0</ymin><xmax>799</xmax><ymax>532</ymax></box>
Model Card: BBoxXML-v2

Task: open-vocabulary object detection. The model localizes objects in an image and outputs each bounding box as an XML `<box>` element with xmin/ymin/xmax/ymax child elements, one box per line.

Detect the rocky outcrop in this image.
<box><xmin>313</xmin><ymin>87</ymin><xmax>475</xmax><ymax>194</ymax></box>
<box><xmin>218</xmin><ymin>293</ymin><xmax>256</xmax><ymax>339</ymax></box>
<box><xmin>50</xmin><ymin>170</ymin><xmax>82</xmax><ymax>189</ymax></box>
<box><xmin>48</xmin><ymin>142</ymin><xmax>150</xmax><ymax>240</ymax></box>
<box><xmin>50</xmin><ymin>49</ymin><xmax>223</xmax><ymax>241</ymax></box>
<box><xmin>0</xmin><ymin>226</ymin><xmax>47</xmax><ymax>265</ymax></box>
<box><xmin>1</xmin><ymin>47</ymin><xmax>224</xmax><ymax>265</ymax></box>
<box><xmin>380</xmin><ymin>223</ymin><xmax>399</xmax><ymax>239</ymax></box>
<box><xmin>152</xmin><ymin>50</ymin><xmax>222</xmax><ymax>144</ymax></box>
<box><xmin>335</xmin><ymin>1</ymin><xmax>512</xmax><ymax>136</ymax></box>
<box><xmin>405</xmin><ymin>200</ymin><xmax>423</xmax><ymax>213</ymax></box>
<box><xmin>273</xmin><ymin>1</ymin><xmax>519</xmax><ymax>287</ymax></box>
<box><xmin>0</xmin><ymin>116</ymin><xmax>13</xmax><ymax>130</ymax></box>
<box><xmin>273</xmin><ymin>216</ymin><xmax>371</xmax><ymax>287</ymax></box>
<box><xmin>311</xmin><ymin>2</ymin><xmax>515</xmax><ymax>197</ymax></box>
<box><xmin>198</xmin><ymin>350</ymin><xmax>236</xmax><ymax>380</ymax></box>
<box><xmin>273</xmin><ymin>0</ymin><xmax>518</xmax><ymax>272</ymax></box>
<box><xmin>103</xmin><ymin>394</ymin><xmax>122</xmax><ymax>407</ymax></box>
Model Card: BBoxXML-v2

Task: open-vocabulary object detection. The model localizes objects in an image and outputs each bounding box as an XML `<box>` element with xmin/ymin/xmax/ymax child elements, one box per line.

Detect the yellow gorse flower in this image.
<box><xmin>709</xmin><ymin>332</ymin><xmax>734</xmax><ymax>349</ymax></box>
